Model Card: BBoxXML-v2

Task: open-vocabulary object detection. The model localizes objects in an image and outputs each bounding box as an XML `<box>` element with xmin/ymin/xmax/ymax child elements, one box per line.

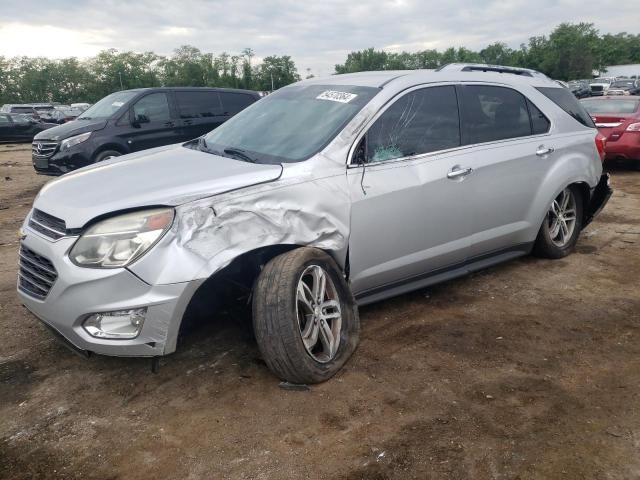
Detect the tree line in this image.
<box><xmin>1</xmin><ymin>23</ymin><xmax>639</xmax><ymax>105</ymax></box>
<box><xmin>0</xmin><ymin>46</ymin><xmax>300</xmax><ymax>105</ymax></box>
<box><xmin>335</xmin><ymin>23</ymin><xmax>640</xmax><ymax>80</ymax></box>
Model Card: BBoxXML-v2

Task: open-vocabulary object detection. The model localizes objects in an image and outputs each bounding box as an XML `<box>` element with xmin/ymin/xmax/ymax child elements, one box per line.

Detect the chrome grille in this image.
<box><xmin>32</xmin><ymin>141</ymin><xmax>58</xmax><ymax>159</ymax></box>
<box><xmin>18</xmin><ymin>245</ymin><xmax>57</xmax><ymax>300</ymax></box>
<box><xmin>28</xmin><ymin>209</ymin><xmax>67</xmax><ymax>240</ymax></box>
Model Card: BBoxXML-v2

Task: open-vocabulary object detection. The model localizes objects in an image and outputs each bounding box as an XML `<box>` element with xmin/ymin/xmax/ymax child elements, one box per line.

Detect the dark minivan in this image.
<box><xmin>31</xmin><ymin>87</ymin><xmax>260</xmax><ymax>175</ymax></box>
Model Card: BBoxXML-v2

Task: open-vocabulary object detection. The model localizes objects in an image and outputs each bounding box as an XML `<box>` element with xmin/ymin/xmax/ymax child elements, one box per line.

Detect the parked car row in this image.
<box><xmin>0</xmin><ymin>113</ymin><xmax>57</xmax><ymax>142</ymax></box>
<box><xmin>18</xmin><ymin>64</ymin><xmax>611</xmax><ymax>383</ymax></box>
<box><xmin>31</xmin><ymin>87</ymin><xmax>260</xmax><ymax>175</ymax></box>
<box><xmin>562</xmin><ymin>77</ymin><xmax>640</xmax><ymax>99</ymax></box>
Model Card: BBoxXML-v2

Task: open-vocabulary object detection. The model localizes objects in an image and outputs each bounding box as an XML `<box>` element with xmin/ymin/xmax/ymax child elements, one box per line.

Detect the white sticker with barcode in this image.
<box><xmin>316</xmin><ymin>90</ymin><xmax>358</xmax><ymax>103</ymax></box>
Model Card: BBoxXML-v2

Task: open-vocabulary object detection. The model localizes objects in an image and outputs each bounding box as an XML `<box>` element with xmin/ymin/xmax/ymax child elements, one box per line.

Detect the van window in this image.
<box><xmin>366</xmin><ymin>85</ymin><xmax>460</xmax><ymax>163</ymax></box>
<box><xmin>220</xmin><ymin>92</ymin><xmax>255</xmax><ymax>115</ymax></box>
<box><xmin>460</xmin><ymin>85</ymin><xmax>532</xmax><ymax>144</ymax></box>
<box><xmin>176</xmin><ymin>91</ymin><xmax>222</xmax><ymax>118</ymax></box>
<box><xmin>132</xmin><ymin>93</ymin><xmax>171</xmax><ymax>124</ymax></box>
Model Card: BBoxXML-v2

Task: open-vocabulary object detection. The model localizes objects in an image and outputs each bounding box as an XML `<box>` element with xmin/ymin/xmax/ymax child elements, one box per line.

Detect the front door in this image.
<box><xmin>347</xmin><ymin>85</ymin><xmax>472</xmax><ymax>297</ymax></box>
<box><xmin>127</xmin><ymin>92</ymin><xmax>181</xmax><ymax>152</ymax></box>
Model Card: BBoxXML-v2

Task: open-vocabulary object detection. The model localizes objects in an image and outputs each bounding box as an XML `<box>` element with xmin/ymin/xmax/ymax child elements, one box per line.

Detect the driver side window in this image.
<box><xmin>365</xmin><ymin>85</ymin><xmax>460</xmax><ymax>163</ymax></box>
<box><xmin>132</xmin><ymin>93</ymin><xmax>171</xmax><ymax>124</ymax></box>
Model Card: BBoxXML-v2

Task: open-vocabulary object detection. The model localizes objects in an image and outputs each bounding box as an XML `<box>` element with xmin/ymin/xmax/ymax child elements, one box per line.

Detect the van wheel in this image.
<box><xmin>533</xmin><ymin>186</ymin><xmax>583</xmax><ymax>259</ymax></box>
<box><xmin>252</xmin><ymin>247</ymin><xmax>359</xmax><ymax>384</ymax></box>
<box><xmin>94</xmin><ymin>150</ymin><xmax>121</xmax><ymax>163</ymax></box>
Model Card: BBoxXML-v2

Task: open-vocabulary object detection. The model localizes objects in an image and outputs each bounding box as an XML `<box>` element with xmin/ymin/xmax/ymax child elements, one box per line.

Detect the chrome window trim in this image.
<box><xmin>347</xmin><ymin>81</ymin><xmax>553</xmax><ymax>168</ymax></box>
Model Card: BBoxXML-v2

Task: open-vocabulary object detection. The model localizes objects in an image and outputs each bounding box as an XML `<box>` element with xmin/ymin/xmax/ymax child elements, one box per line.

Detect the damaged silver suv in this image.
<box><xmin>18</xmin><ymin>64</ymin><xmax>611</xmax><ymax>383</ymax></box>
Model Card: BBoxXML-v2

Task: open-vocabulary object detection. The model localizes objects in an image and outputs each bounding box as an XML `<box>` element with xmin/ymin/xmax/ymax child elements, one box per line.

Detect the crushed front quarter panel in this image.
<box><xmin>128</xmin><ymin>156</ymin><xmax>352</xmax><ymax>285</ymax></box>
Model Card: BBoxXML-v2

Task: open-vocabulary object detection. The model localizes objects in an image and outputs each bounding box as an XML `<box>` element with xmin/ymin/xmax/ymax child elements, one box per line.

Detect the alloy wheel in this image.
<box><xmin>295</xmin><ymin>265</ymin><xmax>342</xmax><ymax>363</ymax></box>
<box><xmin>547</xmin><ymin>188</ymin><xmax>577</xmax><ymax>248</ymax></box>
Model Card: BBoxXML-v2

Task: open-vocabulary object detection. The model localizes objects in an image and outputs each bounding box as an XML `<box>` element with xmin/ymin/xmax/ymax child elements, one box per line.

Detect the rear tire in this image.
<box><xmin>252</xmin><ymin>247</ymin><xmax>359</xmax><ymax>384</ymax></box>
<box><xmin>533</xmin><ymin>185</ymin><xmax>583</xmax><ymax>259</ymax></box>
<box><xmin>94</xmin><ymin>150</ymin><xmax>121</xmax><ymax>163</ymax></box>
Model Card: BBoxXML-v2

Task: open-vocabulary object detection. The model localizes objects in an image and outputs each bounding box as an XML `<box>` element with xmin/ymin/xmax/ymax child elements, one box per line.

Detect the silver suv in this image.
<box><xmin>18</xmin><ymin>64</ymin><xmax>611</xmax><ymax>383</ymax></box>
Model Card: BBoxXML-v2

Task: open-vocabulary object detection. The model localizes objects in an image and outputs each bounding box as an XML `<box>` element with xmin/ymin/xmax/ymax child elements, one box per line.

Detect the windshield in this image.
<box><xmin>611</xmin><ymin>81</ymin><xmax>634</xmax><ymax>88</ymax></box>
<box><xmin>581</xmin><ymin>99</ymin><xmax>640</xmax><ymax>114</ymax></box>
<box><xmin>591</xmin><ymin>78</ymin><xmax>612</xmax><ymax>84</ymax></box>
<box><xmin>202</xmin><ymin>84</ymin><xmax>379</xmax><ymax>164</ymax></box>
<box><xmin>78</xmin><ymin>91</ymin><xmax>137</xmax><ymax>120</ymax></box>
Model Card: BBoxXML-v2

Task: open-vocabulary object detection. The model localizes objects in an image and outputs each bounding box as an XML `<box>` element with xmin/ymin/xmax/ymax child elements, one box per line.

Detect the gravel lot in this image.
<box><xmin>1</xmin><ymin>144</ymin><xmax>639</xmax><ymax>479</ymax></box>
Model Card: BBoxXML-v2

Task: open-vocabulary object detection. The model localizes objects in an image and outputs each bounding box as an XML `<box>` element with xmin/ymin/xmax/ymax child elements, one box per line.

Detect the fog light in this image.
<box><xmin>83</xmin><ymin>308</ymin><xmax>147</xmax><ymax>339</ymax></box>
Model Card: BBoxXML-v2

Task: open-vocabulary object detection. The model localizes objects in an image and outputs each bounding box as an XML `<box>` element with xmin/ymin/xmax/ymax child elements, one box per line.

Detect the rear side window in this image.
<box><xmin>527</xmin><ymin>99</ymin><xmax>551</xmax><ymax>134</ymax></box>
<box><xmin>220</xmin><ymin>92</ymin><xmax>256</xmax><ymax>116</ymax></box>
<box><xmin>176</xmin><ymin>91</ymin><xmax>222</xmax><ymax>118</ymax></box>
<box><xmin>366</xmin><ymin>85</ymin><xmax>460</xmax><ymax>163</ymax></box>
<box><xmin>459</xmin><ymin>85</ymin><xmax>532</xmax><ymax>144</ymax></box>
<box><xmin>536</xmin><ymin>87</ymin><xmax>595</xmax><ymax>128</ymax></box>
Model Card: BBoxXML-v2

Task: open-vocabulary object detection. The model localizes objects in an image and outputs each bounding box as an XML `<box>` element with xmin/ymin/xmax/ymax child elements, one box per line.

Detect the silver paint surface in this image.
<box><xmin>18</xmin><ymin>68</ymin><xmax>604</xmax><ymax>355</ymax></box>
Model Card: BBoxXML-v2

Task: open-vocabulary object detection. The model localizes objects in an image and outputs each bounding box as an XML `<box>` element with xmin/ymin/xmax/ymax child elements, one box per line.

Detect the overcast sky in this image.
<box><xmin>0</xmin><ymin>0</ymin><xmax>637</xmax><ymax>77</ymax></box>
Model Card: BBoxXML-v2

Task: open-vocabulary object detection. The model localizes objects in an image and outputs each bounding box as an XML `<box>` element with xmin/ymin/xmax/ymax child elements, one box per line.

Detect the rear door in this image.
<box><xmin>455</xmin><ymin>84</ymin><xmax>552</xmax><ymax>258</ymax></box>
<box><xmin>127</xmin><ymin>92</ymin><xmax>182</xmax><ymax>152</ymax></box>
<box><xmin>348</xmin><ymin>84</ymin><xmax>472</xmax><ymax>296</ymax></box>
<box><xmin>175</xmin><ymin>90</ymin><xmax>226</xmax><ymax>140</ymax></box>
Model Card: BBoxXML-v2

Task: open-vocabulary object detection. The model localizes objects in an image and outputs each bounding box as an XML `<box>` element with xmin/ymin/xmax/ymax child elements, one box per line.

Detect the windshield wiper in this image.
<box><xmin>77</xmin><ymin>116</ymin><xmax>92</xmax><ymax>120</ymax></box>
<box><xmin>223</xmin><ymin>148</ymin><xmax>259</xmax><ymax>163</ymax></box>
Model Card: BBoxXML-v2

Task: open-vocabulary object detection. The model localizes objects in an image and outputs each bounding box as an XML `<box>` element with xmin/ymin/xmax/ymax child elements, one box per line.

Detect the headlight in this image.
<box><xmin>70</xmin><ymin>208</ymin><xmax>174</xmax><ymax>268</ymax></box>
<box><xmin>60</xmin><ymin>131</ymin><xmax>91</xmax><ymax>151</ymax></box>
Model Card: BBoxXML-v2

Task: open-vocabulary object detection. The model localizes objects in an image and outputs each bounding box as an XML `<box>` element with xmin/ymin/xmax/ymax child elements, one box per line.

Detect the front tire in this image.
<box><xmin>533</xmin><ymin>185</ymin><xmax>583</xmax><ymax>259</ymax></box>
<box><xmin>94</xmin><ymin>150</ymin><xmax>121</xmax><ymax>163</ymax></box>
<box><xmin>252</xmin><ymin>248</ymin><xmax>360</xmax><ymax>384</ymax></box>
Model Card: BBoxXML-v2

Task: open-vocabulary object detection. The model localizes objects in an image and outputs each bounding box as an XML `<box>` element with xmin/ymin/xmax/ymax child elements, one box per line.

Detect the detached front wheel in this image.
<box><xmin>252</xmin><ymin>248</ymin><xmax>360</xmax><ymax>384</ymax></box>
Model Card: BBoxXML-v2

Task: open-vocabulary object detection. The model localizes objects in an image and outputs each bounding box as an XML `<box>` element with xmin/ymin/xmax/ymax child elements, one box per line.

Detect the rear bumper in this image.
<box><xmin>603</xmin><ymin>132</ymin><xmax>640</xmax><ymax>161</ymax></box>
<box><xmin>584</xmin><ymin>173</ymin><xmax>612</xmax><ymax>227</ymax></box>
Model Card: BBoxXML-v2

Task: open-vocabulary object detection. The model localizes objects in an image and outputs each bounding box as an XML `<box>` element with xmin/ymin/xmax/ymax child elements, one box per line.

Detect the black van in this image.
<box><xmin>31</xmin><ymin>87</ymin><xmax>260</xmax><ymax>175</ymax></box>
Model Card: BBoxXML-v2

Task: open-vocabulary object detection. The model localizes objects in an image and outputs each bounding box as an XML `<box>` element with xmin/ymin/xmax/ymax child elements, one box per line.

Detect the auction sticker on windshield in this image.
<box><xmin>316</xmin><ymin>91</ymin><xmax>358</xmax><ymax>103</ymax></box>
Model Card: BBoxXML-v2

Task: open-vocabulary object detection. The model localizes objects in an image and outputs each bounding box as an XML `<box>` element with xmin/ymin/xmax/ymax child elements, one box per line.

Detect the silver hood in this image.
<box><xmin>32</xmin><ymin>144</ymin><xmax>283</xmax><ymax>228</ymax></box>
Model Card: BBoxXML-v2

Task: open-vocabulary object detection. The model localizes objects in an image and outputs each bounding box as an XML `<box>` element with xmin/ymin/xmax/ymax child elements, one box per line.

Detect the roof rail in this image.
<box><xmin>435</xmin><ymin>63</ymin><xmax>547</xmax><ymax>78</ymax></box>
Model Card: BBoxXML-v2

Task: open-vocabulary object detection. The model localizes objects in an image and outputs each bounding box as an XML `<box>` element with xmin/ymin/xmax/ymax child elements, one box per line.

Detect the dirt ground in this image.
<box><xmin>0</xmin><ymin>144</ymin><xmax>639</xmax><ymax>480</ymax></box>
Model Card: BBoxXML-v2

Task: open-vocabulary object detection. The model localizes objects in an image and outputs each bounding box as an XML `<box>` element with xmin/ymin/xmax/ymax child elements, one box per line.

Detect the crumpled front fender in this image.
<box><xmin>128</xmin><ymin>165</ymin><xmax>351</xmax><ymax>286</ymax></box>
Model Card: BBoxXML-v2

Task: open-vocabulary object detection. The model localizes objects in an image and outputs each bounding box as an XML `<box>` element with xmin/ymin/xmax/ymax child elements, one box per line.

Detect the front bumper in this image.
<box><xmin>17</xmin><ymin>230</ymin><xmax>202</xmax><ymax>357</ymax></box>
<box><xmin>584</xmin><ymin>173</ymin><xmax>613</xmax><ymax>227</ymax></box>
<box><xmin>32</xmin><ymin>149</ymin><xmax>93</xmax><ymax>176</ymax></box>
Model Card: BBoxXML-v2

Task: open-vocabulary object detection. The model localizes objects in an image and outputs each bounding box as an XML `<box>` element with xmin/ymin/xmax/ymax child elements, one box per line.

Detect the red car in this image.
<box><xmin>581</xmin><ymin>96</ymin><xmax>640</xmax><ymax>163</ymax></box>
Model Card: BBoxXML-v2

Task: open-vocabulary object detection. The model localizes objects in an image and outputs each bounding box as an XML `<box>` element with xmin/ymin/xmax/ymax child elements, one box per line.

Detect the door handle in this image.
<box><xmin>536</xmin><ymin>146</ymin><xmax>555</xmax><ymax>156</ymax></box>
<box><xmin>447</xmin><ymin>166</ymin><xmax>473</xmax><ymax>179</ymax></box>
<box><xmin>164</xmin><ymin>121</ymin><xmax>175</xmax><ymax>127</ymax></box>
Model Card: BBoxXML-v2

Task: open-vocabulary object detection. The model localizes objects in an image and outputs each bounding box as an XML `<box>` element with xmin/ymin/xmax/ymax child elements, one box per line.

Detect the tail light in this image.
<box><xmin>626</xmin><ymin>122</ymin><xmax>640</xmax><ymax>132</ymax></box>
<box><xmin>595</xmin><ymin>132</ymin><xmax>607</xmax><ymax>162</ymax></box>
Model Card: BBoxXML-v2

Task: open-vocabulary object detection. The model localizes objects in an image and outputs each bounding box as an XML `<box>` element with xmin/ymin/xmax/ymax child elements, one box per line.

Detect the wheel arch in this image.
<box><xmin>92</xmin><ymin>142</ymin><xmax>129</xmax><ymax>161</ymax></box>
<box><xmin>176</xmin><ymin>243</ymin><xmax>346</xmax><ymax>343</ymax></box>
